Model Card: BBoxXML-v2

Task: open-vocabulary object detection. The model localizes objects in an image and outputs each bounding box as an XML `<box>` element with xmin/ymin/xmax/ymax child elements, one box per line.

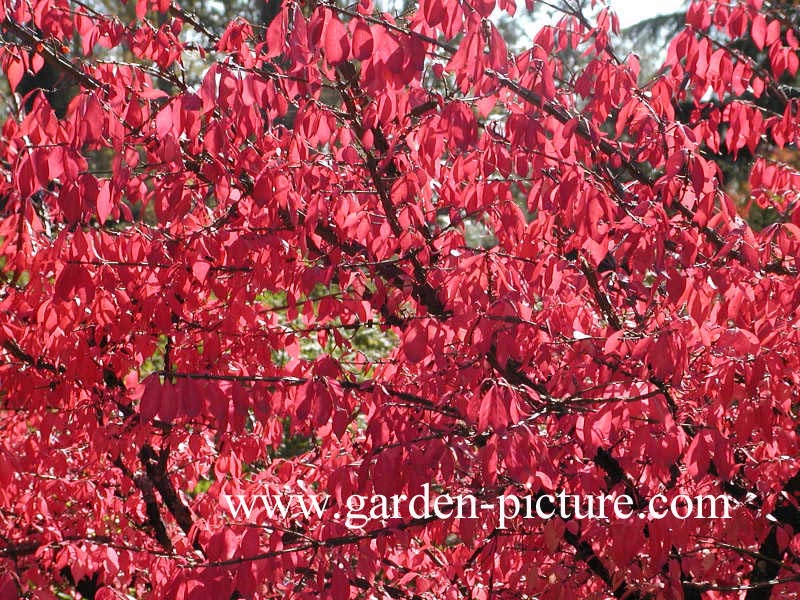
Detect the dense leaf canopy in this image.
<box><xmin>1</xmin><ymin>0</ymin><xmax>800</xmax><ymax>597</ymax></box>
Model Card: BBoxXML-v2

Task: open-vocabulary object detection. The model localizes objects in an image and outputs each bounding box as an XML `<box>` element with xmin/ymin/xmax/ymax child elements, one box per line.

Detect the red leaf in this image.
<box><xmin>207</xmin><ymin>529</ymin><xmax>239</xmax><ymax>562</ymax></box>
<box><xmin>139</xmin><ymin>376</ymin><xmax>161</xmax><ymax>422</ymax></box>
<box><xmin>265</xmin><ymin>5</ymin><xmax>288</xmax><ymax>58</ymax></box>
<box><xmin>582</xmin><ymin>237</ymin><xmax>607</xmax><ymax>267</ymax></box>
<box><xmin>351</xmin><ymin>20</ymin><xmax>373</xmax><ymax>60</ymax></box>
<box><xmin>181</xmin><ymin>378</ymin><xmax>203</xmax><ymax>418</ymax></box>
<box><xmin>402</xmin><ymin>322</ymin><xmax>429</xmax><ymax>364</ymax></box>
<box><xmin>752</xmin><ymin>14</ymin><xmax>767</xmax><ymax>50</ymax></box>
<box><xmin>97</xmin><ymin>180</ymin><xmax>113</xmax><ymax>223</ymax></box>
<box><xmin>766</xmin><ymin>18</ymin><xmax>781</xmax><ymax>46</ymax></box>
<box><xmin>4</xmin><ymin>53</ymin><xmax>25</xmax><ymax>93</ymax></box>
<box><xmin>158</xmin><ymin>380</ymin><xmax>179</xmax><ymax>422</ymax></box>
<box><xmin>488</xmin><ymin>24</ymin><xmax>508</xmax><ymax>72</ymax></box>
<box><xmin>323</xmin><ymin>12</ymin><xmax>349</xmax><ymax>65</ymax></box>
<box><xmin>208</xmin><ymin>384</ymin><xmax>229</xmax><ymax>428</ymax></box>
<box><xmin>421</xmin><ymin>0</ymin><xmax>445</xmax><ymax>27</ymax></box>
<box><xmin>331</xmin><ymin>567</ymin><xmax>350</xmax><ymax>600</ymax></box>
<box><xmin>192</xmin><ymin>260</ymin><xmax>211</xmax><ymax>283</ymax></box>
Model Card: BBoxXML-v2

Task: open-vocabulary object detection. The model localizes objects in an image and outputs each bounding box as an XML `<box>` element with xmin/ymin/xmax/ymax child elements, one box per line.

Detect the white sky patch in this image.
<box><xmin>526</xmin><ymin>0</ymin><xmax>687</xmax><ymax>34</ymax></box>
<box><xmin>609</xmin><ymin>0</ymin><xmax>687</xmax><ymax>29</ymax></box>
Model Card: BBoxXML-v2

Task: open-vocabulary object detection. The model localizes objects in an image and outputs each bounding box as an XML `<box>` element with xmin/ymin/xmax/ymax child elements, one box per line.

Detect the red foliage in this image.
<box><xmin>0</xmin><ymin>0</ymin><xmax>800</xmax><ymax>598</ymax></box>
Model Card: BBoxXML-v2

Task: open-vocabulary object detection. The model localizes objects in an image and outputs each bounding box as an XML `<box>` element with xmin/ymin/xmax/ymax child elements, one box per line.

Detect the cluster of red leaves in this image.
<box><xmin>1</xmin><ymin>0</ymin><xmax>800</xmax><ymax>597</ymax></box>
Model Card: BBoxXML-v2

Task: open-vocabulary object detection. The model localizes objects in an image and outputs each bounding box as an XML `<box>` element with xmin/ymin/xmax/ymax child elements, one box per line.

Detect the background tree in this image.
<box><xmin>624</xmin><ymin>0</ymin><xmax>800</xmax><ymax>229</ymax></box>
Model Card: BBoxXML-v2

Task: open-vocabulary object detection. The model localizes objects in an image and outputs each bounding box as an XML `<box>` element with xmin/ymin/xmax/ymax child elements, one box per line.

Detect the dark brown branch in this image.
<box><xmin>190</xmin><ymin>513</ymin><xmax>440</xmax><ymax>569</ymax></box>
<box><xmin>578</xmin><ymin>259</ymin><xmax>623</xmax><ymax>330</ymax></box>
<box><xmin>157</xmin><ymin>370</ymin><xmax>459</xmax><ymax>418</ymax></box>
<box><xmin>745</xmin><ymin>470</ymin><xmax>800</xmax><ymax>599</ymax></box>
<box><xmin>2</xmin><ymin>19</ymin><xmax>102</xmax><ymax>91</ymax></box>
<box><xmin>139</xmin><ymin>445</ymin><xmax>203</xmax><ymax>554</ymax></box>
<box><xmin>114</xmin><ymin>457</ymin><xmax>174</xmax><ymax>553</ymax></box>
<box><xmin>1</xmin><ymin>339</ymin><xmax>63</xmax><ymax>374</ymax></box>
